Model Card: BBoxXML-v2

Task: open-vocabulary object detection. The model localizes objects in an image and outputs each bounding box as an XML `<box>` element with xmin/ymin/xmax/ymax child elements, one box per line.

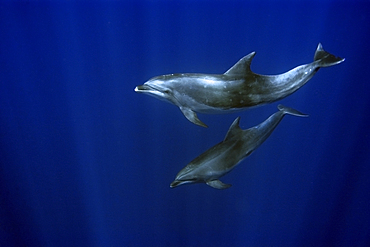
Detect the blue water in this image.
<box><xmin>1</xmin><ymin>1</ymin><xmax>369</xmax><ymax>246</ymax></box>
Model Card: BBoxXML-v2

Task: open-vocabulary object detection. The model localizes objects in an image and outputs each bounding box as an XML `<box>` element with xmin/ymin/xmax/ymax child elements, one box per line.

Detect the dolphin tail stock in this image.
<box><xmin>313</xmin><ymin>43</ymin><xmax>345</xmax><ymax>67</ymax></box>
<box><xmin>277</xmin><ymin>104</ymin><xmax>309</xmax><ymax>117</ymax></box>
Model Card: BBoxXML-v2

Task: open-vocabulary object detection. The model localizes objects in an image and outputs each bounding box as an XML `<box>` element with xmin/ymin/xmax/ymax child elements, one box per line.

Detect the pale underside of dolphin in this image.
<box><xmin>135</xmin><ymin>43</ymin><xmax>344</xmax><ymax>127</ymax></box>
<box><xmin>170</xmin><ymin>105</ymin><xmax>308</xmax><ymax>189</ymax></box>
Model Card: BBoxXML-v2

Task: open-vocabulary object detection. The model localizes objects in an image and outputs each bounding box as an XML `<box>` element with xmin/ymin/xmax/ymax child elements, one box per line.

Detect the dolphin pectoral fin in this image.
<box><xmin>179</xmin><ymin>106</ymin><xmax>208</xmax><ymax>128</ymax></box>
<box><xmin>206</xmin><ymin>179</ymin><xmax>232</xmax><ymax>189</ymax></box>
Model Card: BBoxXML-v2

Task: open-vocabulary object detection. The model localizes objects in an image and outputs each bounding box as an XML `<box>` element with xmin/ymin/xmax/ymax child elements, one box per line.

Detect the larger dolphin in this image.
<box><xmin>170</xmin><ymin>105</ymin><xmax>308</xmax><ymax>189</ymax></box>
<box><xmin>135</xmin><ymin>44</ymin><xmax>343</xmax><ymax>127</ymax></box>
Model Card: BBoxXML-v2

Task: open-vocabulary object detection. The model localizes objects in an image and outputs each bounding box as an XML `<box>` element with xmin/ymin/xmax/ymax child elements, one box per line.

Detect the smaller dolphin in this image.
<box><xmin>170</xmin><ymin>105</ymin><xmax>308</xmax><ymax>189</ymax></box>
<box><xmin>135</xmin><ymin>44</ymin><xmax>343</xmax><ymax>127</ymax></box>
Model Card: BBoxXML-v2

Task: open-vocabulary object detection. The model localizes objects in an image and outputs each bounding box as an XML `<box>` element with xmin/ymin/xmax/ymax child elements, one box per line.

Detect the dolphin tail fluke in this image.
<box><xmin>314</xmin><ymin>43</ymin><xmax>345</xmax><ymax>67</ymax></box>
<box><xmin>278</xmin><ymin>104</ymin><xmax>308</xmax><ymax>117</ymax></box>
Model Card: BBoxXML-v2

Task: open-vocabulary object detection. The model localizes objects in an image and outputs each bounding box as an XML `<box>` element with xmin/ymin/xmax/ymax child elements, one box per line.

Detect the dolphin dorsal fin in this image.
<box><xmin>224</xmin><ymin>52</ymin><xmax>256</xmax><ymax>76</ymax></box>
<box><xmin>224</xmin><ymin>117</ymin><xmax>242</xmax><ymax>141</ymax></box>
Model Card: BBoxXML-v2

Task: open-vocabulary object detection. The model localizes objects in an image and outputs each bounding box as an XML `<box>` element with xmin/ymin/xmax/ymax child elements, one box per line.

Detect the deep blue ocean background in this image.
<box><xmin>1</xmin><ymin>1</ymin><xmax>370</xmax><ymax>246</ymax></box>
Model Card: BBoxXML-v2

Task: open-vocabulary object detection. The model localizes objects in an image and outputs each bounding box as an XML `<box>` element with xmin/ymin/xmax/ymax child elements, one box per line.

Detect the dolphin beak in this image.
<box><xmin>134</xmin><ymin>84</ymin><xmax>151</xmax><ymax>93</ymax></box>
<box><xmin>170</xmin><ymin>180</ymin><xmax>180</xmax><ymax>188</ymax></box>
<box><xmin>134</xmin><ymin>84</ymin><xmax>162</xmax><ymax>95</ymax></box>
<box><xmin>134</xmin><ymin>84</ymin><xmax>170</xmax><ymax>100</ymax></box>
<box><xmin>134</xmin><ymin>84</ymin><xmax>160</xmax><ymax>95</ymax></box>
<box><xmin>170</xmin><ymin>179</ymin><xmax>195</xmax><ymax>188</ymax></box>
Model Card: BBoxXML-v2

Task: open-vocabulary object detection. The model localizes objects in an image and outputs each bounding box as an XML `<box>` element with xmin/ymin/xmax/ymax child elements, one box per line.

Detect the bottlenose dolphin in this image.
<box><xmin>135</xmin><ymin>44</ymin><xmax>343</xmax><ymax>127</ymax></box>
<box><xmin>170</xmin><ymin>105</ymin><xmax>308</xmax><ymax>189</ymax></box>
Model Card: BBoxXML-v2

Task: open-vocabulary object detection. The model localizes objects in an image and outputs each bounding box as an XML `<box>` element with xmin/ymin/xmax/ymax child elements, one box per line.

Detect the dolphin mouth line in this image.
<box><xmin>170</xmin><ymin>179</ymin><xmax>195</xmax><ymax>188</ymax></box>
<box><xmin>135</xmin><ymin>84</ymin><xmax>177</xmax><ymax>104</ymax></box>
<box><xmin>134</xmin><ymin>84</ymin><xmax>157</xmax><ymax>93</ymax></box>
<box><xmin>134</xmin><ymin>84</ymin><xmax>166</xmax><ymax>97</ymax></box>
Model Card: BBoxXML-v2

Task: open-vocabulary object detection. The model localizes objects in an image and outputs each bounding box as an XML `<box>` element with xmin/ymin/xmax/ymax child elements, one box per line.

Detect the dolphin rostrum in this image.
<box><xmin>135</xmin><ymin>44</ymin><xmax>343</xmax><ymax>127</ymax></box>
<box><xmin>170</xmin><ymin>105</ymin><xmax>308</xmax><ymax>189</ymax></box>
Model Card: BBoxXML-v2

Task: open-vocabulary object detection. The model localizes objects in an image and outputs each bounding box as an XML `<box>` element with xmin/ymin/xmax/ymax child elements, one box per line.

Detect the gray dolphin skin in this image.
<box><xmin>170</xmin><ymin>105</ymin><xmax>308</xmax><ymax>189</ymax></box>
<box><xmin>135</xmin><ymin>44</ymin><xmax>344</xmax><ymax>127</ymax></box>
